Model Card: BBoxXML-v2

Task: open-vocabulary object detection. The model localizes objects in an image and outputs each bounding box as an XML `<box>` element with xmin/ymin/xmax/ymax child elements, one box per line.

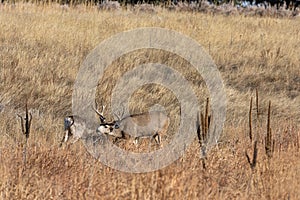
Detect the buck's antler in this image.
<box><xmin>92</xmin><ymin>101</ymin><xmax>106</xmax><ymax>123</ymax></box>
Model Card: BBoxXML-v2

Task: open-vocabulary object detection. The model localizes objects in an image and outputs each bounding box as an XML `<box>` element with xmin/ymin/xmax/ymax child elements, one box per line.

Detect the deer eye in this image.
<box><xmin>114</xmin><ymin>123</ymin><xmax>120</xmax><ymax>129</ymax></box>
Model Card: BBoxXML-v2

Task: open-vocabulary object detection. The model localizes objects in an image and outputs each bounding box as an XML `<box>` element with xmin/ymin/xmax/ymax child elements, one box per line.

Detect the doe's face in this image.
<box><xmin>64</xmin><ymin>116</ymin><xmax>74</xmax><ymax>131</ymax></box>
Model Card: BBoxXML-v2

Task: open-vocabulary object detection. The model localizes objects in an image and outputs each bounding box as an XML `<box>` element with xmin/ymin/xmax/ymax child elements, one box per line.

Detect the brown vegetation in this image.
<box><xmin>0</xmin><ymin>3</ymin><xmax>299</xmax><ymax>199</ymax></box>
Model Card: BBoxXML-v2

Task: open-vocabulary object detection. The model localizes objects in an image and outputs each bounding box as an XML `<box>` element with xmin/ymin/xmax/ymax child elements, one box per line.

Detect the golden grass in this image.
<box><xmin>0</xmin><ymin>3</ymin><xmax>300</xmax><ymax>199</ymax></box>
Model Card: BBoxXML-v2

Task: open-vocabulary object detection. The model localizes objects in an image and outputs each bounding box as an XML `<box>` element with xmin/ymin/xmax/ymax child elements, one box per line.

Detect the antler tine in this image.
<box><xmin>92</xmin><ymin>101</ymin><xmax>106</xmax><ymax>123</ymax></box>
<box><xmin>101</xmin><ymin>105</ymin><xmax>106</xmax><ymax>115</ymax></box>
<box><xmin>113</xmin><ymin>112</ymin><xmax>121</xmax><ymax>121</ymax></box>
<box><xmin>92</xmin><ymin>100</ymin><xmax>106</xmax><ymax>116</ymax></box>
<box><xmin>91</xmin><ymin>104</ymin><xmax>102</xmax><ymax>117</ymax></box>
<box><xmin>121</xmin><ymin>106</ymin><xmax>124</xmax><ymax>118</ymax></box>
<box><xmin>95</xmin><ymin>100</ymin><xmax>98</xmax><ymax>110</ymax></box>
<box><xmin>113</xmin><ymin>106</ymin><xmax>125</xmax><ymax>121</ymax></box>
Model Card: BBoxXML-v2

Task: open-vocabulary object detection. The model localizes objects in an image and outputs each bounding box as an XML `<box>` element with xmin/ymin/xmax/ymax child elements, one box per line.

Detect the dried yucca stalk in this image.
<box><xmin>204</xmin><ymin>97</ymin><xmax>210</xmax><ymax>136</ymax></box>
<box><xmin>248</xmin><ymin>89</ymin><xmax>260</xmax><ymax>143</ymax></box>
<box><xmin>255</xmin><ymin>88</ymin><xmax>261</xmax><ymax>142</ymax></box>
<box><xmin>197</xmin><ymin>98</ymin><xmax>211</xmax><ymax>147</ymax></box>
<box><xmin>256</xmin><ymin>88</ymin><xmax>259</xmax><ymax>122</ymax></box>
<box><xmin>17</xmin><ymin>101</ymin><xmax>32</xmax><ymax>169</ymax></box>
<box><xmin>249</xmin><ymin>96</ymin><xmax>253</xmax><ymax>142</ymax></box>
<box><xmin>246</xmin><ymin>94</ymin><xmax>258</xmax><ymax>170</ymax></box>
<box><xmin>265</xmin><ymin>100</ymin><xmax>274</xmax><ymax>159</ymax></box>
<box><xmin>17</xmin><ymin>102</ymin><xmax>32</xmax><ymax>139</ymax></box>
<box><xmin>197</xmin><ymin>98</ymin><xmax>211</xmax><ymax>169</ymax></box>
<box><xmin>246</xmin><ymin>141</ymin><xmax>258</xmax><ymax>170</ymax></box>
<box><xmin>296</xmin><ymin>131</ymin><xmax>300</xmax><ymax>151</ymax></box>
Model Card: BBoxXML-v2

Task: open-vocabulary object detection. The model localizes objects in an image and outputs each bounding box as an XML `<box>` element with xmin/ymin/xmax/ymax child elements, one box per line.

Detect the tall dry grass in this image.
<box><xmin>0</xmin><ymin>3</ymin><xmax>300</xmax><ymax>199</ymax></box>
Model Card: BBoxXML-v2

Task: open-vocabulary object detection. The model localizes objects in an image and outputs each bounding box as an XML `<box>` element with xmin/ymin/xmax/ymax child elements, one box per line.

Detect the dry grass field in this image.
<box><xmin>0</xmin><ymin>3</ymin><xmax>300</xmax><ymax>199</ymax></box>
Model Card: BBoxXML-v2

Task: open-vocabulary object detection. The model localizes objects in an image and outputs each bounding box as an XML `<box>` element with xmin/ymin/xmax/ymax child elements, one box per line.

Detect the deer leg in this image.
<box><xmin>64</xmin><ymin>130</ymin><xmax>69</xmax><ymax>143</ymax></box>
<box><xmin>59</xmin><ymin>130</ymin><xmax>69</xmax><ymax>147</ymax></box>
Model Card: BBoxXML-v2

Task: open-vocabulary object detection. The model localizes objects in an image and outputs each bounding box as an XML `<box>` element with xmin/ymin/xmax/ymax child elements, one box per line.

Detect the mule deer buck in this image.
<box><xmin>92</xmin><ymin>104</ymin><xmax>125</xmax><ymax>142</ymax></box>
<box><xmin>60</xmin><ymin>104</ymin><xmax>111</xmax><ymax>146</ymax></box>
<box><xmin>111</xmin><ymin>110</ymin><xmax>170</xmax><ymax>146</ymax></box>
